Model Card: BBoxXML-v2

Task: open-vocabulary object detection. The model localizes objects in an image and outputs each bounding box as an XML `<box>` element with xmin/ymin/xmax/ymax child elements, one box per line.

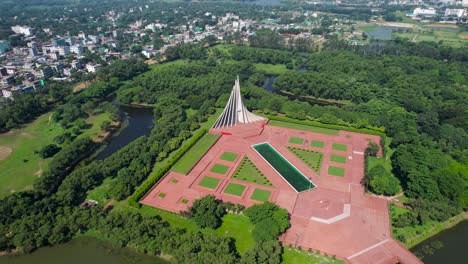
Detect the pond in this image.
<box><xmin>0</xmin><ymin>237</ymin><xmax>168</xmax><ymax>264</ymax></box>
<box><xmin>366</xmin><ymin>26</ymin><xmax>393</xmax><ymax>40</ymax></box>
<box><xmin>95</xmin><ymin>104</ymin><xmax>154</xmax><ymax>160</ymax></box>
<box><xmin>411</xmin><ymin>220</ymin><xmax>468</xmax><ymax>263</ymax></box>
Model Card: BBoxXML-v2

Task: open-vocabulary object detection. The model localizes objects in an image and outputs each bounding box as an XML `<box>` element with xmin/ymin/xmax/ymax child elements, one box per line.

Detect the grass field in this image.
<box><xmin>220</xmin><ymin>152</ymin><xmax>238</xmax><ymax>162</ymax></box>
<box><xmin>199</xmin><ymin>176</ymin><xmax>221</xmax><ymax>189</ymax></box>
<box><xmin>288</xmin><ymin>147</ymin><xmax>323</xmax><ymax>173</ymax></box>
<box><xmin>214</xmin><ymin>214</ymin><xmax>255</xmax><ymax>254</ymax></box>
<box><xmin>288</xmin><ymin>137</ymin><xmax>304</xmax><ymax>144</ymax></box>
<box><xmin>224</xmin><ymin>183</ymin><xmax>246</xmax><ymax>196</ymax></box>
<box><xmin>332</xmin><ymin>143</ymin><xmax>347</xmax><ymax>152</ymax></box>
<box><xmin>171</xmin><ymin>134</ymin><xmax>220</xmax><ymax>174</ymax></box>
<box><xmin>311</xmin><ymin>140</ymin><xmax>324</xmax><ymax>148</ymax></box>
<box><xmin>232</xmin><ymin>157</ymin><xmax>272</xmax><ymax>186</ymax></box>
<box><xmin>0</xmin><ymin>111</ymin><xmax>111</xmax><ymax>198</ymax></box>
<box><xmin>282</xmin><ymin>245</ymin><xmax>344</xmax><ymax>264</ymax></box>
<box><xmin>268</xmin><ymin>120</ymin><xmax>339</xmax><ymax>136</ymax></box>
<box><xmin>254</xmin><ymin>63</ymin><xmax>290</xmax><ymax>75</ymax></box>
<box><xmin>250</xmin><ymin>188</ymin><xmax>271</xmax><ymax>202</ymax></box>
<box><xmin>393</xmin><ymin>28</ymin><xmax>468</xmax><ymax>48</ymax></box>
<box><xmin>330</xmin><ymin>154</ymin><xmax>346</xmax><ymax>164</ymax></box>
<box><xmin>210</xmin><ymin>164</ymin><xmax>230</xmax><ymax>174</ymax></box>
<box><xmin>328</xmin><ymin>166</ymin><xmax>345</xmax><ymax>177</ymax></box>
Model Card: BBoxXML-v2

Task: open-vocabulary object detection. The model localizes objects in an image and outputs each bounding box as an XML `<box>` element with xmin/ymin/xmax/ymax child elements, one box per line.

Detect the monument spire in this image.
<box><xmin>211</xmin><ymin>76</ymin><xmax>266</xmax><ymax>129</ymax></box>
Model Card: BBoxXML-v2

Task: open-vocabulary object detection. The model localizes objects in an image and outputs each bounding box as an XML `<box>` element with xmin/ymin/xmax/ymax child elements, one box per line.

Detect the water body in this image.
<box><xmin>264</xmin><ymin>74</ymin><xmax>277</xmax><ymax>92</ymax></box>
<box><xmin>95</xmin><ymin>104</ymin><xmax>154</xmax><ymax>160</ymax></box>
<box><xmin>411</xmin><ymin>220</ymin><xmax>468</xmax><ymax>263</ymax></box>
<box><xmin>0</xmin><ymin>237</ymin><xmax>167</xmax><ymax>264</ymax></box>
<box><xmin>250</xmin><ymin>0</ymin><xmax>282</xmax><ymax>6</ymax></box>
<box><xmin>367</xmin><ymin>26</ymin><xmax>393</xmax><ymax>40</ymax></box>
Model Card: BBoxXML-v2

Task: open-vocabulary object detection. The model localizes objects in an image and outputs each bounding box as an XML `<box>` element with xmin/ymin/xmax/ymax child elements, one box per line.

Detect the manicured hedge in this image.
<box><xmin>266</xmin><ymin>115</ymin><xmax>386</xmax><ymax>137</ymax></box>
<box><xmin>129</xmin><ymin>128</ymin><xmax>215</xmax><ymax>207</ymax></box>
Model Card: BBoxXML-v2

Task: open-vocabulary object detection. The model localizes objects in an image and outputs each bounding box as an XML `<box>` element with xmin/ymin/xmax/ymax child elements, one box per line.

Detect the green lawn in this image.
<box><xmin>220</xmin><ymin>152</ymin><xmax>238</xmax><ymax>162</ymax></box>
<box><xmin>288</xmin><ymin>147</ymin><xmax>323</xmax><ymax>173</ymax></box>
<box><xmin>268</xmin><ymin>120</ymin><xmax>339</xmax><ymax>136</ymax></box>
<box><xmin>282</xmin><ymin>245</ymin><xmax>344</xmax><ymax>264</ymax></box>
<box><xmin>171</xmin><ymin>134</ymin><xmax>220</xmax><ymax>174</ymax></box>
<box><xmin>198</xmin><ymin>176</ymin><xmax>221</xmax><ymax>189</ymax></box>
<box><xmin>254</xmin><ymin>63</ymin><xmax>290</xmax><ymax>75</ymax></box>
<box><xmin>250</xmin><ymin>188</ymin><xmax>271</xmax><ymax>202</ymax></box>
<box><xmin>311</xmin><ymin>140</ymin><xmax>324</xmax><ymax>148</ymax></box>
<box><xmin>224</xmin><ymin>183</ymin><xmax>246</xmax><ymax>196</ymax></box>
<box><xmin>332</xmin><ymin>143</ymin><xmax>347</xmax><ymax>152</ymax></box>
<box><xmin>288</xmin><ymin>137</ymin><xmax>304</xmax><ymax>144</ymax></box>
<box><xmin>330</xmin><ymin>154</ymin><xmax>346</xmax><ymax>164</ymax></box>
<box><xmin>214</xmin><ymin>214</ymin><xmax>255</xmax><ymax>254</ymax></box>
<box><xmin>0</xmin><ymin>111</ymin><xmax>111</xmax><ymax>198</ymax></box>
<box><xmin>210</xmin><ymin>164</ymin><xmax>230</xmax><ymax>174</ymax></box>
<box><xmin>232</xmin><ymin>157</ymin><xmax>272</xmax><ymax>186</ymax></box>
<box><xmin>328</xmin><ymin>166</ymin><xmax>345</xmax><ymax>177</ymax></box>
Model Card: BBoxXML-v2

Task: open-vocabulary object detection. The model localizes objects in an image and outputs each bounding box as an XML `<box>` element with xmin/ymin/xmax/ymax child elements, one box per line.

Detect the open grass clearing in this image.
<box><xmin>198</xmin><ymin>176</ymin><xmax>221</xmax><ymax>189</ymax></box>
<box><xmin>328</xmin><ymin>166</ymin><xmax>345</xmax><ymax>177</ymax></box>
<box><xmin>330</xmin><ymin>154</ymin><xmax>346</xmax><ymax>164</ymax></box>
<box><xmin>210</xmin><ymin>164</ymin><xmax>230</xmax><ymax>174</ymax></box>
<box><xmin>282</xmin><ymin>245</ymin><xmax>344</xmax><ymax>264</ymax></box>
<box><xmin>288</xmin><ymin>137</ymin><xmax>304</xmax><ymax>144</ymax></box>
<box><xmin>332</xmin><ymin>143</ymin><xmax>347</xmax><ymax>152</ymax></box>
<box><xmin>220</xmin><ymin>151</ymin><xmax>238</xmax><ymax>162</ymax></box>
<box><xmin>171</xmin><ymin>133</ymin><xmax>220</xmax><ymax>174</ymax></box>
<box><xmin>288</xmin><ymin>147</ymin><xmax>323</xmax><ymax>173</ymax></box>
<box><xmin>250</xmin><ymin>188</ymin><xmax>271</xmax><ymax>202</ymax></box>
<box><xmin>224</xmin><ymin>183</ymin><xmax>246</xmax><ymax>196</ymax></box>
<box><xmin>268</xmin><ymin>120</ymin><xmax>339</xmax><ymax>135</ymax></box>
<box><xmin>214</xmin><ymin>214</ymin><xmax>255</xmax><ymax>254</ymax></box>
<box><xmin>232</xmin><ymin>156</ymin><xmax>271</xmax><ymax>186</ymax></box>
<box><xmin>311</xmin><ymin>140</ymin><xmax>324</xmax><ymax>148</ymax></box>
<box><xmin>254</xmin><ymin>63</ymin><xmax>290</xmax><ymax>75</ymax></box>
<box><xmin>0</xmin><ymin>111</ymin><xmax>111</xmax><ymax>198</ymax></box>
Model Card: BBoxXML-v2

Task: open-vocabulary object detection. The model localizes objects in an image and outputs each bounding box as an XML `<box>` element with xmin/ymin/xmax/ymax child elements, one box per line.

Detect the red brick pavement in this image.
<box><xmin>140</xmin><ymin>122</ymin><xmax>421</xmax><ymax>264</ymax></box>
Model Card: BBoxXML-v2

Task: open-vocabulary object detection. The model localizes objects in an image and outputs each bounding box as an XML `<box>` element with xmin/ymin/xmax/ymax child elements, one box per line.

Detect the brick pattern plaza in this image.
<box><xmin>140</xmin><ymin>122</ymin><xmax>422</xmax><ymax>264</ymax></box>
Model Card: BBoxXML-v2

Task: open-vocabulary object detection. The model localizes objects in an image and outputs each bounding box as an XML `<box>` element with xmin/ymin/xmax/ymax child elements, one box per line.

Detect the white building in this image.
<box><xmin>70</xmin><ymin>44</ymin><xmax>84</xmax><ymax>55</ymax></box>
<box><xmin>444</xmin><ymin>9</ymin><xmax>467</xmax><ymax>17</ymax></box>
<box><xmin>11</xmin><ymin>26</ymin><xmax>34</xmax><ymax>36</ymax></box>
<box><xmin>413</xmin><ymin>7</ymin><xmax>437</xmax><ymax>17</ymax></box>
<box><xmin>86</xmin><ymin>63</ymin><xmax>101</xmax><ymax>73</ymax></box>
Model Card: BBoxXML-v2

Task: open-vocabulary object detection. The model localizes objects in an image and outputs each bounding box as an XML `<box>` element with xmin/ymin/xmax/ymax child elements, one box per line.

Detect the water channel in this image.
<box><xmin>95</xmin><ymin>104</ymin><xmax>154</xmax><ymax>160</ymax></box>
<box><xmin>411</xmin><ymin>220</ymin><xmax>468</xmax><ymax>263</ymax></box>
<box><xmin>0</xmin><ymin>237</ymin><xmax>167</xmax><ymax>264</ymax></box>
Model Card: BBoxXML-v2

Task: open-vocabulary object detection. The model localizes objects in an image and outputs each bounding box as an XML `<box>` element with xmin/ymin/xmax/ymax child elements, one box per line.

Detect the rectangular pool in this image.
<box><xmin>252</xmin><ymin>143</ymin><xmax>315</xmax><ymax>192</ymax></box>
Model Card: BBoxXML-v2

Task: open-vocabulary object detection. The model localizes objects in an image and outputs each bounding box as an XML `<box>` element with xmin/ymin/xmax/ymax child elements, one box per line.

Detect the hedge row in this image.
<box><xmin>266</xmin><ymin>115</ymin><xmax>386</xmax><ymax>137</ymax></box>
<box><xmin>128</xmin><ymin>128</ymin><xmax>211</xmax><ymax>208</ymax></box>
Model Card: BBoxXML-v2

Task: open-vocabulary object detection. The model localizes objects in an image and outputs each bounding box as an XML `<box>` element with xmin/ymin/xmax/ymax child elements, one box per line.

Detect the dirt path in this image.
<box><xmin>0</xmin><ymin>146</ymin><xmax>12</xmax><ymax>161</ymax></box>
<box><xmin>72</xmin><ymin>81</ymin><xmax>92</xmax><ymax>93</ymax></box>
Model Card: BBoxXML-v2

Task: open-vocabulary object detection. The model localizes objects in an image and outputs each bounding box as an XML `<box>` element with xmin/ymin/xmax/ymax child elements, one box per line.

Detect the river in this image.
<box><xmin>0</xmin><ymin>237</ymin><xmax>167</xmax><ymax>264</ymax></box>
<box><xmin>411</xmin><ymin>220</ymin><xmax>468</xmax><ymax>263</ymax></box>
<box><xmin>95</xmin><ymin>104</ymin><xmax>154</xmax><ymax>160</ymax></box>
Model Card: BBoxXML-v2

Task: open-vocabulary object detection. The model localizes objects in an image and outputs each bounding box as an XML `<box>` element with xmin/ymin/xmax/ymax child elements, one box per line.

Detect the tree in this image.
<box><xmin>244</xmin><ymin>202</ymin><xmax>289</xmax><ymax>241</ymax></box>
<box><xmin>365</xmin><ymin>142</ymin><xmax>380</xmax><ymax>157</ymax></box>
<box><xmin>38</xmin><ymin>144</ymin><xmax>61</xmax><ymax>159</ymax></box>
<box><xmin>241</xmin><ymin>240</ymin><xmax>282</xmax><ymax>264</ymax></box>
<box><xmin>188</xmin><ymin>195</ymin><xmax>225</xmax><ymax>229</ymax></box>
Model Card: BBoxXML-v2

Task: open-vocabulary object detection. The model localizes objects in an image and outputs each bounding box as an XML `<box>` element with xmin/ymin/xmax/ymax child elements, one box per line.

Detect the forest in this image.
<box><xmin>0</xmin><ymin>36</ymin><xmax>466</xmax><ymax>262</ymax></box>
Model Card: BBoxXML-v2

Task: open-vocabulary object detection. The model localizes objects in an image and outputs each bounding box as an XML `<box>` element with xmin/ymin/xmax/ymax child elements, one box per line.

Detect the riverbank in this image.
<box><xmin>401</xmin><ymin>212</ymin><xmax>468</xmax><ymax>249</ymax></box>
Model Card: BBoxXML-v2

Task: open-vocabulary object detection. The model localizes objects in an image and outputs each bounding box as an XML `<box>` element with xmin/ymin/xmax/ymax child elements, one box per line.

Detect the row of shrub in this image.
<box><xmin>266</xmin><ymin>115</ymin><xmax>386</xmax><ymax>137</ymax></box>
<box><xmin>128</xmin><ymin>128</ymin><xmax>216</xmax><ymax>207</ymax></box>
